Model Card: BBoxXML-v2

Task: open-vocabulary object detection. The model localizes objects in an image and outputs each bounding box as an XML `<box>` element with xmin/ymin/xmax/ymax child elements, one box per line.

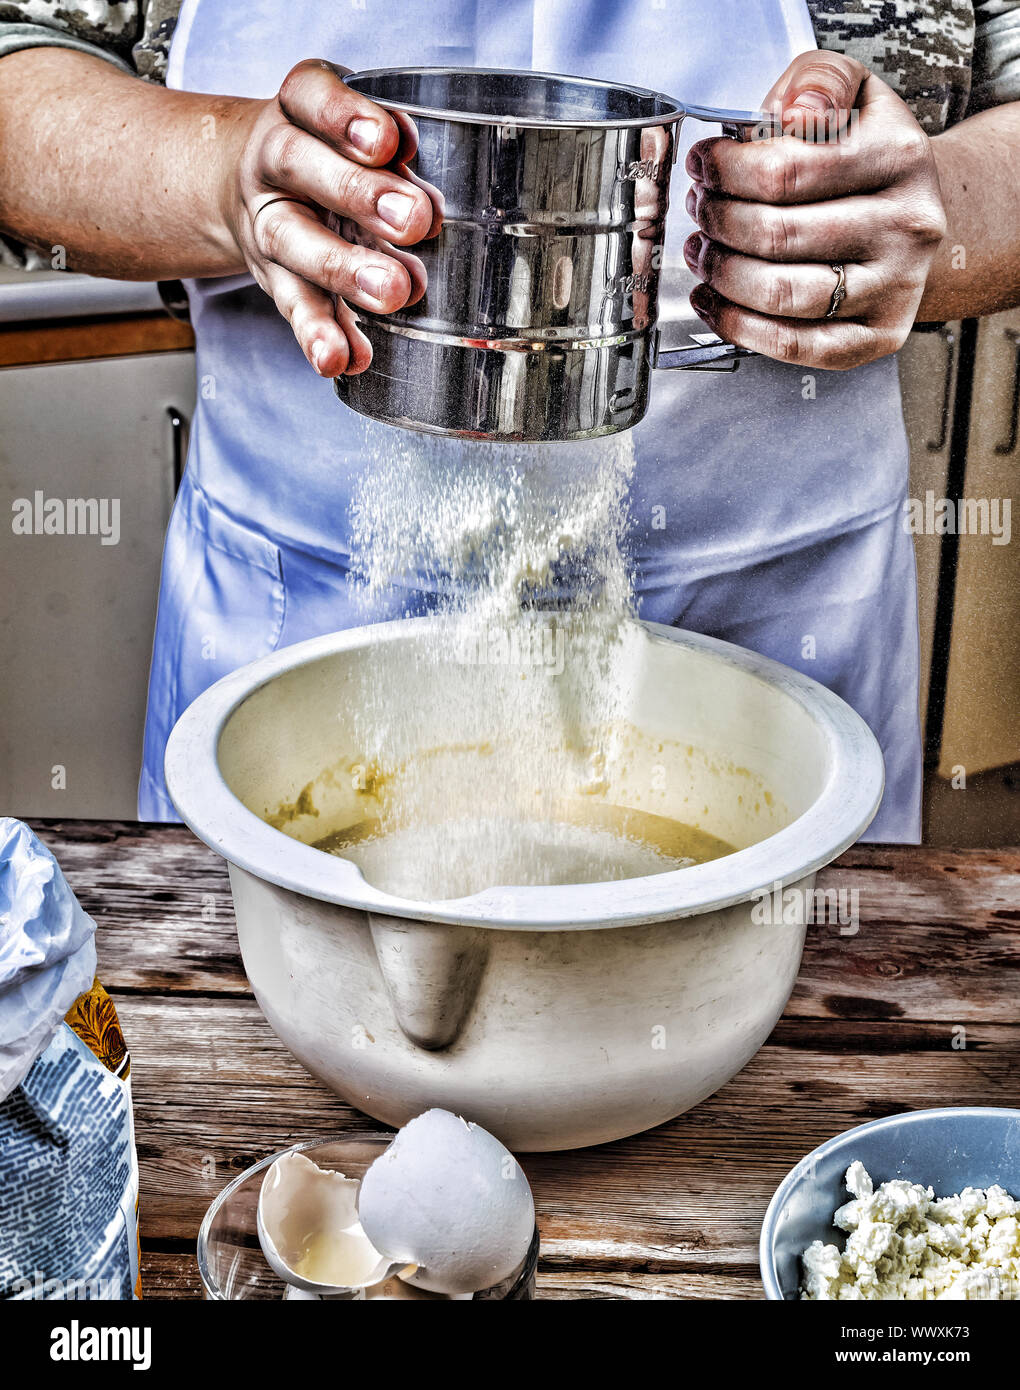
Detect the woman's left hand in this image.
<box><xmin>684</xmin><ymin>51</ymin><xmax>948</xmax><ymax>370</ymax></box>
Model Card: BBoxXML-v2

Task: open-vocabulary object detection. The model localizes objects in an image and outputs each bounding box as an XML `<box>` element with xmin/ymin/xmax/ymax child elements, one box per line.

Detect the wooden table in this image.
<box><xmin>30</xmin><ymin>821</ymin><xmax>1020</xmax><ymax>1300</ymax></box>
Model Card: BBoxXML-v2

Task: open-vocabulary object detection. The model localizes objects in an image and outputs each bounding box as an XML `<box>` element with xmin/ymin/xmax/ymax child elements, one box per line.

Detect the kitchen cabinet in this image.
<box><xmin>899</xmin><ymin>312</ymin><xmax>1020</xmax><ymax>843</ymax></box>
<box><xmin>938</xmin><ymin>307</ymin><xmax>1020</xmax><ymax>778</ymax></box>
<box><xmin>0</xmin><ymin>265</ymin><xmax>162</xmax><ymax>324</ymax></box>
<box><xmin>898</xmin><ymin>323</ymin><xmax>962</xmax><ymax>733</ymax></box>
<box><xmin>0</xmin><ymin>351</ymin><xmax>195</xmax><ymax>818</ymax></box>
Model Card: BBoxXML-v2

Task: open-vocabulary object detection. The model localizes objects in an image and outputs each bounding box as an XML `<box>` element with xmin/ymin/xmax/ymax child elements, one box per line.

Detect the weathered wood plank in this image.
<box><xmin>535</xmin><ymin>1271</ymin><xmax>765</xmax><ymax>1300</ymax></box>
<box><xmin>31</xmin><ymin>822</ymin><xmax>247</xmax><ymax>993</ymax></box>
<box><xmin>138</xmin><ymin>1248</ymin><xmax>763</xmax><ymax>1301</ymax></box>
<box><xmin>117</xmin><ymin>993</ymin><xmax>1019</xmax><ymax>1269</ymax></box>
<box><xmin>29</xmin><ymin>823</ymin><xmax>1020</xmax><ymax>1025</ymax></box>
<box><xmin>788</xmin><ymin>849</ymin><xmax>1020</xmax><ymax>1023</ymax></box>
<box><xmin>138</xmin><ymin>1252</ymin><xmax>200</xmax><ymax>1301</ymax></box>
<box><xmin>23</xmin><ymin>822</ymin><xmax>1020</xmax><ymax>1301</ymax></box>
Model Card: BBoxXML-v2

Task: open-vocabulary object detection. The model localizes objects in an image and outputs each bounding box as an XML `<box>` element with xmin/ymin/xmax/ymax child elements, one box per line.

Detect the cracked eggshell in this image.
<box><xmin>258</xmin><ymin>1151</ymin><xmax>397</xmax><ymax>1292</ymax></box>
<box><xmin>357</xmin><ymin>1109</ymin><xmax>535</xmax><ymax>1296</ymax></box>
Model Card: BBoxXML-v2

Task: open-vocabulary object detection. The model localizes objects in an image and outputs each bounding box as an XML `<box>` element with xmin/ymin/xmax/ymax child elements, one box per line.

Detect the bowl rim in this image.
<box><xmin>164</xmin><ymin>616</ymin><xmax>884</xmax><ymax>930</ymax></box>
<box><xmin>758</xmin><ymin>1106</ymin><xmax>1020</xmax><ymax>1301</ymax></box>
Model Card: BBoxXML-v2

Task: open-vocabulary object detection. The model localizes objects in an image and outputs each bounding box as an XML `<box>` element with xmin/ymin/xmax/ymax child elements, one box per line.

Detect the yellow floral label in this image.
<box><xmin>64</xmin><ymin>977</ymin><xmax>130</xmax><ymax>1080</ymax></box>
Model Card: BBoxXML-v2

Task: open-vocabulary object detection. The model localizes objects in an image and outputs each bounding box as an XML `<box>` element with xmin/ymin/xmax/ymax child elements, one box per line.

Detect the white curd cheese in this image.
<box><xmin>801</xmin><ymin>1161</ymin><xmax>1020</xmax><ymax>1299</ymax></box>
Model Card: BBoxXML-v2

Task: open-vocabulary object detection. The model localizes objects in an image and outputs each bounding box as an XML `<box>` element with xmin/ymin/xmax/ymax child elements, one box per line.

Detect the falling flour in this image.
<box><xmin>339</xmin><ymin>816</ymin><xmax>687</xmax><ymax>902</ymax></box>
<box><xmin>339</xmin><ymin>427</ymin><xmax>692</xmax><ymax>898</ymax></box>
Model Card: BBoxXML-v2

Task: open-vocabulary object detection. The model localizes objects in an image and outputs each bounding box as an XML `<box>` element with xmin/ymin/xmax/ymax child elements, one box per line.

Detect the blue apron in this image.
<box><xmin>146</xmin><ymin>0</ymin><xmax>922</xmax><ymax>842</ymax></box>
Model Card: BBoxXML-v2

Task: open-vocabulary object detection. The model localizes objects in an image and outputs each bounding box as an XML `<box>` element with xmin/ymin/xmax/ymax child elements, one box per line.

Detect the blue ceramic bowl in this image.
<box><xmin>760</xmin><ymin>1107</ymin><xmax>1020</xmax><ymax>1300</ymax></box>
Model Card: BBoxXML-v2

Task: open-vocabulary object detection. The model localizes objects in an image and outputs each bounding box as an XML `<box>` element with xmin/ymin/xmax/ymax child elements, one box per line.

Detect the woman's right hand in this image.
<box><xmin>229</xmin><ymin>60</ymin><xmax>441</xmax><ymax>377</ymax></box>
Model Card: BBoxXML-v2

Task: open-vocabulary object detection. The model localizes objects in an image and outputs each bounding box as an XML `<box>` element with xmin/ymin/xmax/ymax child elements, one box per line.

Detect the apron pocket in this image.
<box><xmin>164</xmin><ymin>477</ymin><xmax>287</xmax><ymax>718</ymax></box>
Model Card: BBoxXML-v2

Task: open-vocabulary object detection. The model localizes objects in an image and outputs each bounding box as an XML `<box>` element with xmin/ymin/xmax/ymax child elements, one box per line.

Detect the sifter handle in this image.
<box><xmin>651</xmin><ymin>329</ymin><xmax>752</xmax><ymax>372</ymax></box>
<box><xmin>678</xmin><ymin>104</ymin><xmax>784</xmax><ymax>142</ymax></box>
<box><xmin>651</xmin><ymin>104</ymin><xmax>783</xmax><ymax>372</ymax></box>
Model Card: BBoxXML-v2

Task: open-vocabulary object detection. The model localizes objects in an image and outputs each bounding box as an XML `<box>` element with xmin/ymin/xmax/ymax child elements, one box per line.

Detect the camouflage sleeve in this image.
<box><xmin>806</xmin><ymin>2</ymin><xmax>977</xmax><ymax>133</ymax></box>
<box><xmin>0</xmin><ymin>2</ymin><xmax>179</xmax><ymax>266</ymax></box>
<box><xmin>805</xmin><ymin>3</ymin><xmax>1019</xmax><ymax>129</ymax></box>
<box><xmin>0</xmin><ymin>17</ymin><xmax>134</xmax><ymax>74</ymax></box>
<box><xmin>970</xmin><ymin>0</ymin><xmax>1020</xmax><ymax>109</ymax></box>
<box><xmin>0</xmin><ymin>1</ymin><xmax>179</xmax><ymax>82</ymax></box>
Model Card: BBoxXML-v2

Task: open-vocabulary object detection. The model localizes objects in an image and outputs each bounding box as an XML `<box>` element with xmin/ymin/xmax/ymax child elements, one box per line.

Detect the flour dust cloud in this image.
<box><xmin>330</xmin><ymin>428</ymin><xmax>694</xmax><ymax>899</ymax></box>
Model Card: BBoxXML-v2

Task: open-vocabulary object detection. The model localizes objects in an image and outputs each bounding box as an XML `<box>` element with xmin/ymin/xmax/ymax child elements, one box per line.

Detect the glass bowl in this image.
<box><xmin>198</xmin><ymin>1133</ymin><xmax>539</xmax><ymax>1299</ymax></box>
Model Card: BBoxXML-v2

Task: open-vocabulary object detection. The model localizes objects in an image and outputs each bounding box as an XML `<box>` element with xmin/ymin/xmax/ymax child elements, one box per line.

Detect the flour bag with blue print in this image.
<box><xmin>0</xmin><ymin>819</ymin><xmax>140</xmax><ymax>1300</ymax></box>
